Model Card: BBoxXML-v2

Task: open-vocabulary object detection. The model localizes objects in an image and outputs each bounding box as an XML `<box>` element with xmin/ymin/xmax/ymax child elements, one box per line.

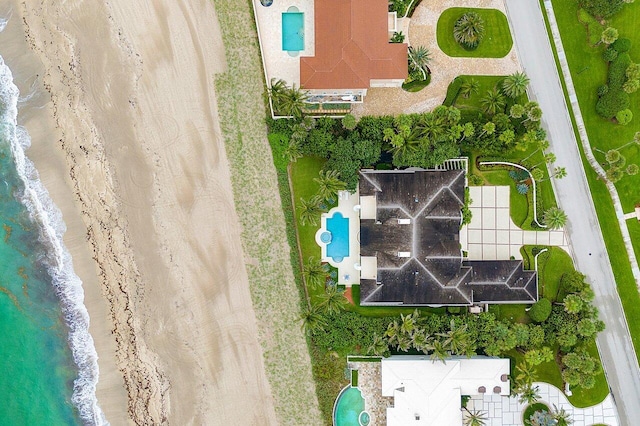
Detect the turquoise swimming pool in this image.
<box><xmin>282</xmin><ymin>12</ymin><xmax>304</xmax><ymax>51</ymax></box>
<box><xmin>326</xmin><ymin>212</ymin><xmax>349</xmax><ymax>263</ymax></box>
<box><xmin>333</xmin><ymin>386</ymin><xmax>366</xmax><ymax>426</ymax></box>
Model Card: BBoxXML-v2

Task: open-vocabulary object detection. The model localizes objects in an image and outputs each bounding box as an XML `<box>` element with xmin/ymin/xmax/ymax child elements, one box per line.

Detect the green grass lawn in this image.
<box><xmin>542</xmin><ymin>0</ymin><xmax>640</xmax><ymax>363</ymax></box>
<box><xmin>436</xmin><ymin>7</ymin><xmax>513</xmax><ymax>58</ymax></box>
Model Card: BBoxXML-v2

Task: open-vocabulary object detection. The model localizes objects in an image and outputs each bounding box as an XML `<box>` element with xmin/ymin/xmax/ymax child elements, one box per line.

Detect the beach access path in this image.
<box><xmin>20</xmin><ymin>0</ymin><xmax>279</xmax><ymax>424</ymax></box>
<box><xmin>504</xmin><ymin>1</ymin><xmax>640</xmax><ymax>424</ymax></box>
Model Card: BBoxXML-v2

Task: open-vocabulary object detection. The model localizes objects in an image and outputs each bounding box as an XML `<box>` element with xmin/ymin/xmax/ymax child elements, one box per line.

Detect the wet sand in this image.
<box><xmin>7</xmin><ymin>0</ymin><xmax>278</xmax><ymax>424</ymax></box>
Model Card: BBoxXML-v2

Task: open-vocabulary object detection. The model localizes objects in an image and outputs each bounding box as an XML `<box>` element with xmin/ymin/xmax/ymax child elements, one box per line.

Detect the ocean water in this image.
<box><xmin>0</xmin><ymin>36</ymin><xmax>107</xmax><ymax>426</ymax></box>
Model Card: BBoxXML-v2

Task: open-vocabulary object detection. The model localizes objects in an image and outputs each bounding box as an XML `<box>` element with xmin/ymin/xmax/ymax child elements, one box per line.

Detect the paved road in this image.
<box><xmin>504</xmin><ymin>1</ymin><xmax>640</xmax><ymax>424</ymax></box>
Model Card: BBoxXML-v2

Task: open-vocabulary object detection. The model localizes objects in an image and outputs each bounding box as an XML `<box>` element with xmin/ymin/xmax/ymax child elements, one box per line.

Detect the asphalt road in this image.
<box><xmin>504</xmin><ymin>1</ymin><xmax>640</xmax><ymax>424</ymax></box>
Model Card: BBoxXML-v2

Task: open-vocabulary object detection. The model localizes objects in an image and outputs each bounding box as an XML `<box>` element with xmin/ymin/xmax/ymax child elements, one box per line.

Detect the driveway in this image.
<box><xmin>503</xmin><ymin>0</ymin><xmax>640</xmax><ymax>424</ymax></box>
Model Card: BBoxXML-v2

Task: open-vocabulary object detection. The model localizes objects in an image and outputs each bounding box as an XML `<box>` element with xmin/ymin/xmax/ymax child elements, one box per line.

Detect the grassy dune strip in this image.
<box><xmin>212</xmin><ymin>0</ymin><xmax>322</xmax><ymax>424</ymax></box>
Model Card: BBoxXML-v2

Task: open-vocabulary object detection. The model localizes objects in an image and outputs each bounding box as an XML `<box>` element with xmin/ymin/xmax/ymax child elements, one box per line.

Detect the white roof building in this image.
<box><xmin>381</xmin><ymin>355</ymin><xmax>510</xmax><ymax>426</ymax></box>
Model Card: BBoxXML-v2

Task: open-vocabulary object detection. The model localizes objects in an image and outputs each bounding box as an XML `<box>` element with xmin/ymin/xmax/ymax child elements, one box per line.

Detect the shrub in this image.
<box><xmin>580</xmin><ymin>0</ymin><xmax>624</xmax><ymax>19</ymax></box>
<box><xmin>596</xmin><ymin>89</ymin><xmax>630</xmax><ymax>119</ymax></box>
<box><xmin>602</xmin><ymin>47</ymin><xmax>618</xmax><ymax>62</ymax></box>
<box><xmin>443</xmin><ymin>77</ymin><xmax>464</xmax><ymax>106</ymax></box>
<box><xmin>612</xmin><ymin>37</ymin><xmax>631</xmax><ymax>52</ymax></box>
<box><xmin>609</xmin><ymin>53</ymin><xmax>632</xmax><ymax>89</ymax></box>
<box><xmin>447</xmin><ymin>306</ymin><xmax>462</xmax><ymax>314</ymax></box>
<box><xmin>517</xmin><ymin>183</ymin><xmax>530</xmax><ymax>194</ymax></box>
<box><xmin>529</xmin><ymin>298</ymin><xmax>552</xmax><ymax>323</ymax></box>
<box><xmin>597</xmin><ymin>84</ymin><xmax>609</xmax><ymax>97</ymax></box>
<box><xmin>616</xmin><ymin>109</ymin><xmax>633</xmax><ymax>125</ymax></box>
<box><xmin>341</xmin><ymin>114</ymin><xmax>357</xmax><ymax>130</ymax></box>
<box><xmin>453</xmin><ymin>12</ymin><xmax>486</xmax><ymax>50</ymax></box>
<box><xmin>468</xmin><ymin>173</ymin><xmax>484</xmax><ymax>186</ymax></box>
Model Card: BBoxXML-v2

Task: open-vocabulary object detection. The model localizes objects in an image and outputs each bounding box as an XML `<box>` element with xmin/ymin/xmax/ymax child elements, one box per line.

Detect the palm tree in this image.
<box><xmin>283</xmin><ymin>139</ymin><xmax>303</xmax><ymax>163</ymax></box>
<box><xmin>427</xmin><ymin>338</ymin><xmax>448</xmax><ymax>363</ymax></box>
<box><xmin>619</xmin><ymin>131</ymin><xmax>640</xmax><ymax>150</ymax></box>
<box><xmin>510</xmin><ymin>103</ymin><xmax>525</xmax><ymax>119</ymax></box>
<box><xmin>314</xmin><ymin>170</ymin><xmax>346</xmax><ymax>203</ymax></box>
<box><xmin>552</xmin><ymin>166</ymin><xmax>567</xmax><ymax>180</ymax></box>
<box><xmin>269</xmin><ymin>78</ymin><xmax>288</xmax><ymax>106</ymax></box>
<box><xmin>399</xmin><ymin>312</ymin><xmax>416</xmax><ymax>336</ymax></box>
<box><xmin>551</xmin><ymin>404</ymin><xmax>573</xmax><ymax>426</ymax></box>
<box><xmin>525</xmin><ymin>105</ymin><xmax>543</xmax><ymax>123</ymax></box>
<box><xmin>411</xmin><ymin>329</ymin><xmax>431</xmax><ymax>353</ymax></box>
<box><xmin>368</xmin><ymin>334</ymin><xmax>389</xmax><ymax>357</ymax></box>
<box><xmin>318</xmin><ymin>285</ymin><xmax>348</xmax><ymax>314</ymax></box>
<box><xmin>502</xmin><ymin>72</ymin><xmax>530</xmax><ymax>99</ymax></box>
<box><xmin>605</xmin><ymin>149</ymin><xmax>621</xmax><ymax>164</ymax></box>
<box><xmin>408</xmin><ymin>45</ymin><xmax>432</xmax><ymax>77</ymax></box>
<box><xmin>517</xmin><ymin>384</ymin><xmax>541</xmax><ymax>404</ymax></box>
<box><xmin>563</xmin><ymin>293</ymin><xmax>584</xmax><ymax>314</ymax></box>
<box><xmin>279</xmin><ymin>84</ymin><xmax>309</xmax><ymax>118</ymax></box>
<box><xmin>516</xmin><ymin>361</ymin><xmax>537</xmax><ymax>388</ymax></box>
<box><xmin>396</xmin><ymin>333</ymin><xmax>412</xmax><ymax>352</ymax></box>
<box><xmin>298</xmin><ymin>195</ymin><xmax>323</xmax><ymax>226</ymax></box>
<box><xmin>438</xmin><ymin>321</ymin><xmax>471</xmax><ymax>355</ymax></box>
<box><xmin>480</xmin><ymin>121</ymin><xmax>496</xmax><ymax>137</ymax></box>
<box><xmin>627</xmin><ymin>164</ymin><xmax>639</xmax><ymax>176</ymax></box>
<box><xmin>460</xmin><ymin>78</ymin><xmax>480</xmax><ymax>98</ymax></box>
<box><xmin>532</xmin><ymin>152</ymin><xmax>556</xmax><ymax>168</ymax></box>
<box><xmin>300</xmin><ymin>303</ymin><xmax>327</xmax><ymax>334</ymax></box>
<box><xmin>522</xmin><ymin>139</ymin><xmax>550</xmax><ymax>162</ymax></box>
<box><xmin>606</xmin><ymin>167</ymin><xmax>625</xmax><ymax>183</ymax></box>
<box><xmin>302</xmin><ymin>257</ymin><xmax>328</xmax><ymax>290</ymax></box>
<box><xmin>462</xmin><ymin>408</ymin><xmax>488</xmax><ymax>426</ymax></box>
<box><xmin>385</xmin><ymin>320</ymin><xmax>400</xmax><ymax>347</ymax></box>
<box><xmin>480</xmin><ymin>89</ymin><xmax>506</xmax><ymax>115</ymax></box>
<box><xmin>543</xmin><ymin>206</ymin><xmax>568</xmax><ymax>230</ymax></box>
<box><xmin>453</xmin><ymin>12</ymin><xmax>486</xmax><ymax>49</ymax></box>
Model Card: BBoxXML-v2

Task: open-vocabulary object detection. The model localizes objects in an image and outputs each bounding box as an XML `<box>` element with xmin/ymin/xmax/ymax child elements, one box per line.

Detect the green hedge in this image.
<box><xmin>443</xmin><ymin>77</ymin><xmax>463</xmax><ymax>106</ymax></box>
<box><xmin>609</xmin><ymin>53</ymin><xmax>631</xmax><ymax>89</ymax></box>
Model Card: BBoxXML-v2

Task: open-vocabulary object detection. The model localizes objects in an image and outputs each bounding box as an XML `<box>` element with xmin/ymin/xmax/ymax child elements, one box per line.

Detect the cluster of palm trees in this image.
<box><xmin>269</xmin><ymin>78</ymin><xmax>309</xmax><ymax>118</ymax></box>
<box><xmin>297</xmin><ymin>170</ymin><xmax>347</xmax><ymax>227</ymax></box>
<box><xmin>454</xmin><ymin>12</ymin><xmax>486</xmax><ymax>50</ymax></box>
<box><xmin>300</xmin><ymin>257</ymin><xmax>348</xmax><ymax>334</ymax></box>
<box><xmin>594</xmin><ymin>131</ymin><xmax>640</xmax><ymax>182</ymax></box>
<box><xmin>368</xmin><ymin>310</ymin><xmax>473</xmax><ymax>362</ymax></box>
<box><xmin>407</xmin><ymin>45</ymin><xmax>432</xmax><ymax>81</ymax></box>
<box><xmin>479</xmin><ymin>72</ymin><xmax>531</xmax><ymax>116</ymax></box>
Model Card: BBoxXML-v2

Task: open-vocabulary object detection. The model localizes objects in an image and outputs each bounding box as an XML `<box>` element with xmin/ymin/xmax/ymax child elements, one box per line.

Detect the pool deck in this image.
<box><xmin>252</xmin><ymin>0</ymin><xmax>315</xmax><ymax>88</ymax></box>
<box><xmin>316</xmin><ymin>190</ymin><xmax>361</xmax><ymax>286</ymax></box>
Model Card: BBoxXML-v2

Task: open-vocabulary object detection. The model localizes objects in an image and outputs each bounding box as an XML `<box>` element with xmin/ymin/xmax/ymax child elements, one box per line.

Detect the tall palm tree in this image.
<box><xmin>298</xmin><ymin>195</ymin><xmax>323</xmax><ymax>226</ymax></box>
<box><xmin>279</xmin><ymin>84</ymin><xmax>309</xmax><ymax>118</ymax></box>
<box><xmin>516</xmin><ymin>361</ymin><xmax>537</xmax><ymax>388</ymax></box>
<box><xmin>412</xmin><ymin>329</ymin><xmax>431</xmax><ymax>353</ymax></box>
<box><xmin>300</xmin><ymin>302</ymin><xmax>327</xmax><ymax>335</ymax></box>
<box><xmin>552</xmin><ymin>166</ymin><xmax>567</xmax><ymax>180</ymax></box>
<box><xmin>314</xmin><ymin>170</ymin><xmax>346</xmax><ymax>203</ymax></box>
<box><xmin>453</xmin><ymin>12</ymin><xmax>486</xmax><ymax>49</ymax></box>
<box><xmin>408</xmin><ymin>45</ymin><xmax>432</xmax><ymax>77</ymax></box>
<box><xmin>502</xmin><ymin>72</ymin><xmax>530</xmax><ymax>99</ymax></box>
<box><xmin>283</xmin><ymin>139</ymin><xmax>303</xmax><ymax>163</ymax></box>
<box><xmin>551</xmin><ymin>404</ymin><xmax>573</xmax><ymax>426</ymax></box>
<box><xmin>318</xmin><ymin>285</ymin><xmax>347</xmax><ymax>314</ymax></box>
<box><xmin>600</xmin><ymin>27</ymin><xmax>619</xmax><ymax>45</ymax></box>
<box><xmin>480</xmin><ymin>121</ymin><xmax>496</xmax><ymax>137</ymax></box>
<box><xmin>385</xmin><ymin>320</ymin><xmax>400</xmax><ymax>347</ymax></box>
<box><xmin>480</xmin><ymin>89</ymin><xmax>506</xmax><ymax>115</ymax></box>
<box><xmin>438</xmin><ymin>321</ymin><xmax>471</xmax><ymax>355</ymax></box>
<box><xmin>399</xmin><ymin>312</ymin><xmax>416</xmax><ymax>336</ymax></box>
<box><xmin>619</xmin><ymin>131</ymin><xmax>640</xmax><ymax>150</ymax></box>
<box><xmin>522</xmin><ymin>139</ymin><xmax>550</xmax><ymax>162</ymax></box>
<box><xmin>510</xmin><ymin>103</ymin><xmax>526</xmax><ymax>119</ymax></box>
<box><xmin>462</xmin><ymin>408</ymin><xmax>488</xmax><ymax>426</ymax></box>
<box><xmin>302</xmin><ymin>257</ymin><xmax>328</xmax><ymax>290</ymax></box>
<box><xmin>368</xmin><ymin>333</ymin><xmax>389</xmax><ymax>356</ymax></box>
<box><xmin>517</xmin><ymin>384</ymin><xmax>541</xmax><ymax>405</ymax></box>
<box><xmin>427</xmin><ymin>338</ymin><xmax>448</xmax><ymax>363</ymax></box>
<box><xmin>269</xmin><ymin>78</ymin><xmax>288</xmax><ymax>106</ymax></box>
<box><xmin>460</xmin><ymin>78</ymin><xmax>480</xmax><ymax>98</ymax></box>
<box><xmin>396</xmin><ymin>333</ymin><xmax>412</xmax><ymax>352</ymax></box>
<box><xmin>543</xmin><ymin>206</ymin><xmax>568</xmax><ymax>230</ymax></box>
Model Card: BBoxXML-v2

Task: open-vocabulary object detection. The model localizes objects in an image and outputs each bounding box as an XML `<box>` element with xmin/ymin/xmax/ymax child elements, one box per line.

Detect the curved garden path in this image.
<box><xmin>352</xmin><ymin>0</ymin><xmax>519</xmax><ymax>117</ymax></box>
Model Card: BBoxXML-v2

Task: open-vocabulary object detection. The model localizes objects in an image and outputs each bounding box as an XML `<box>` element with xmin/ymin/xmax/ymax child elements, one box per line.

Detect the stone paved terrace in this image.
<box><xmin>350</xmin><ymin>360</ymin><xmax>392</xmax><ymax>426</ymax></box>
<box><xmin>468</xmin><ymin>382</ymin><xmax>619</xmax><ymax>426</ymax></box>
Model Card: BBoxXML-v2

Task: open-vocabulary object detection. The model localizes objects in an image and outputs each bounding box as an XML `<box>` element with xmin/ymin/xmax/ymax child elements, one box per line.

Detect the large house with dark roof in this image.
<box><xmin>357</xmin><ymin>169</ymin><xmax>537</xmax><ymax>306</ymax></box>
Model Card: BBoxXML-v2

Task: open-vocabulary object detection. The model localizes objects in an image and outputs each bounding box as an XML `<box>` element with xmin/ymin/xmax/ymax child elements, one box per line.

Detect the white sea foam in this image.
<box><xmin>0</xmin><ymin>55</ymin><xmax>109</xmax><ymax>426</ymax></box>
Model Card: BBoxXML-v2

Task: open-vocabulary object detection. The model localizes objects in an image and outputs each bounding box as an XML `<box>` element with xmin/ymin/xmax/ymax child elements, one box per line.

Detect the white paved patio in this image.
<box><xmin>467</xmin><ymin>382</ymin><xmax>619</xmax><ymax>426</ymax></box>
<box><xmin>252</xmin><ymin>0</ymin><xmax>315</xmax><ymax>86</ymax></box>
<box><xmin>461</xmin><ymin>186</ymin><xmax>569</xmax><ymax>260</ymax></box>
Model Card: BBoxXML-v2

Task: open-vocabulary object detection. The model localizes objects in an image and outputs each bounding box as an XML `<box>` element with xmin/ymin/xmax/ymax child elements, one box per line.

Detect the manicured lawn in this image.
<box><xmin>290</xmin><ymin>157</ymin><xmax>325</xmax><ymax>262</ymax></box>
<box><xmin>539</xmin><ymin>247</ymin><xmax>574</xmax><ymax>302</ymax></box>
<box><xmin>541</xmin><ymin>0</ymin><xmax>640</xmax><ymax>363</ymax></box>
<box><xmin>436</xmin><ymin>7</ymin><xmax>513</xmax><ymax>58</ymax></box>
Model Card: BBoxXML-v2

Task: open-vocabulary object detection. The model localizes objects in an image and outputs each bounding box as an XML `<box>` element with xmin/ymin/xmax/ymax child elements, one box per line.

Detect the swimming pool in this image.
<box><xmin>334</xmin><ymin>386</ymin><xmax>367</xmax><ymax>426</ymax></box>
<box><xmin>282</xmin><ymin>12</ymin><xmax>304</xmax><ymax>51</ymax></box>
<box><xmin>326</xmin><ymin>212</ymin><xmax>349</xmax><ymax>262</ymax></box>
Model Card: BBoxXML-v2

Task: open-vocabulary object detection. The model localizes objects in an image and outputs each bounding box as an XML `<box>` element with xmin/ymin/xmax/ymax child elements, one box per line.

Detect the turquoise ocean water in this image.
<box><xmin>0</xmin><ymin>24</ymin><xmax>106</xmax><ymax>426</ymax></box>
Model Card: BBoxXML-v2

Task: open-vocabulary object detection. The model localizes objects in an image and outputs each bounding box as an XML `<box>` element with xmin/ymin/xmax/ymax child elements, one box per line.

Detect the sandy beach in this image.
<box><xmin>6</xmin><ymin>0</ymin><xmax>278</xmax><ymax>424</ymax></box>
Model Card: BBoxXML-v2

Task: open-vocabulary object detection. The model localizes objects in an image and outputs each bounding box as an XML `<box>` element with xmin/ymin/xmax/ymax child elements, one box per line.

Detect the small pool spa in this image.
<box><xmin>282</xmin><ymin>11</ymin><xmax>304</xmax><ymax>51</ymax></box>
<box><xmin>333</xmin><ymin>386</ymin><xmax>369</xmax><ymax>426</ymax></box>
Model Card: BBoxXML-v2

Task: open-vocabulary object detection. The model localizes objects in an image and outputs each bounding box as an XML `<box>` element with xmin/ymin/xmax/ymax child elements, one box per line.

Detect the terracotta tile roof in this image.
<box><xmin>300</xmin><ymin>0</ymin><xmax>408</xmax><ymax>89</ymax></box>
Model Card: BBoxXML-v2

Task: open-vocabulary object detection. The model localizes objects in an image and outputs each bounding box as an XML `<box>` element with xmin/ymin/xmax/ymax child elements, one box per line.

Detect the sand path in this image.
<box><xmin>352</xmin><ymin>0</ymin><xmax>520</xmax><ymax>117</ymax></box>
<box><xmin>18</xmin><ymin>0</ymin><xmax>277</xmax><ymax>424</ymax></box>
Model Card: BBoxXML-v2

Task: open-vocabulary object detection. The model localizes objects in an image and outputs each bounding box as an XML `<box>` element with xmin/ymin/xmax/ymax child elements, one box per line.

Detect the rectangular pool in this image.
<box><xmin>327</xmin><ymin>212</ymin><xmax>349</xmax><ymax>262</ymax></box>
<box><xmin>282</xmin><ymin>12</ymin><xmax>304</xmax><ymax>51</ymax></box>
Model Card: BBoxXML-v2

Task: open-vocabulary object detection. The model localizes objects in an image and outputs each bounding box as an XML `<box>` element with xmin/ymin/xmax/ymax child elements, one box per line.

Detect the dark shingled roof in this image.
<box><xmin>358</xmin><ymin>169</ymin><xmax>537</xmax><ymax>306</ymax></box>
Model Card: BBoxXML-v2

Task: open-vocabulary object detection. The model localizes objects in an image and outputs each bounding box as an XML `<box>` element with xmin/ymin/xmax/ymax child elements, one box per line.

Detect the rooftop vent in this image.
<box><xmin>501</xmin><ymin>374</ymin><xmax>509</xmax><ymax>382</ymax></box>
<box><xmin>478</xmin><ymin>386</ymin><xmax>486</xmax><ymax>394</ymax></box>
<box><xmin>493</xmin><ymin>386</ymin><xmax>502</xmax><ymax>394</ymax></box>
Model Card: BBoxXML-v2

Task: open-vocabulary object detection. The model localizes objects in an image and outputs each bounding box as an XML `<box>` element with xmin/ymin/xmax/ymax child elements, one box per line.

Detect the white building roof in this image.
<box><xmin>381</xmin><ymin>355</ymin><xmax>510</xmax><ymax>426</ymax></box>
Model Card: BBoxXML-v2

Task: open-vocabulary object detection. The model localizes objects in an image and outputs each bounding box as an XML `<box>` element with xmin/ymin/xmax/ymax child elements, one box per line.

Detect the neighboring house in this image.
<box><xmin>381</xmin><ymin>355</ymin><xmax>510</xmax><ymax>426</ymax></box>
<box><xmin>299</xmin><ymin>0</ymin><xmax>408</xmax><ymax>101</ymax></box>
<box><xmin>358</xmin><ymin>169</ymin><xmax>537</xmax><ymax>306</ymax></box>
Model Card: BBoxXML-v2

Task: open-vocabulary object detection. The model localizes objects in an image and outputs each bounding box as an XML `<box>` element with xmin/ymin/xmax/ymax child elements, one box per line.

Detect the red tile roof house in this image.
<box><xmin>299</xmin><ymin>0</ymin><xmax>408</xmax><ymax>103</ymax></box>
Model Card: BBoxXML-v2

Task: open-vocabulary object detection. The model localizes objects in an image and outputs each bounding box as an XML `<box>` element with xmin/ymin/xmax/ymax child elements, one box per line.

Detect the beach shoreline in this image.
<box><xmin>7</xmin><ymin>0</ymin><xmax>279</xmax><ymax>424</ymax></box>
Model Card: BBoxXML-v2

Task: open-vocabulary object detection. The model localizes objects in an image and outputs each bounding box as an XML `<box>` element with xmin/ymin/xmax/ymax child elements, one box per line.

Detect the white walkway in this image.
<box><xmin>461</xmin><ymin>186</ymin><xmax>569</xmax><ymax>261</ymax></box>
<box><xmin>504</xmin><ymin>1</ymin><xmax>640</xmax><ymax>424</ymax></box>
<box><xmin>468</xmin><ymin>382</ymin><xmax>619</xmax><ymax>426</ymax></box>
